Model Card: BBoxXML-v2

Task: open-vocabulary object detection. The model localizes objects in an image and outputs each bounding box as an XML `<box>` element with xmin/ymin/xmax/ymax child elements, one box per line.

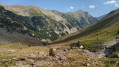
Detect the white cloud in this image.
<box><xmin>89</xmin><ymin>5</ymin><xmax>95</xmax><ymax>9</ymax></box>
<box><xmin>69</xmin><ymin>6</ymin><xmax>74</xmax><ymax>10</ymax></box>
<box><xmin>104</xmin><ymin>0</ymin><xmax>116</xmax><ymax>4</ymax></box>
<box><xmin>104</xmin><ymin>0</ymin><xmax>119</xmax><ymax>7</ymax></box>
<box><xmin>67</xmin><ymin>6</ymin><xmax>74</xmax><ymax>11</ymax></box>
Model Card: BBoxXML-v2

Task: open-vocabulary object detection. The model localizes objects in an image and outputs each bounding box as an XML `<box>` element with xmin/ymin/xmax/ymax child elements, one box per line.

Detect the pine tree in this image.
<box><xmin>49</xmin><ymin>48</ymin><xmax>55</xmax><ymax>57</ymax></box>
<box><xmin>70</xmin><ymin>44</ymin><xmax>73</xmax><ymax>49</ymax></box>
<box><xmin>28</xmin><ymin>44</ymin><xmax>31</xmax><ymax>47</ymax></box>
<box><xmin>77</xmin><ymin>41</ymin><xmax>81</xmax><ymax>47</ymax></box>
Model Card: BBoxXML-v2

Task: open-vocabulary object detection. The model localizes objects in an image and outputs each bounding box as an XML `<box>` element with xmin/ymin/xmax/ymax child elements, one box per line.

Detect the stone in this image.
<box><xmin>37</xmin><ymin>52</ymin><xmax>46</xmax><ymax>57</ymax></box>
<box><xmin>7</xmin><ymin>49</ymin><xmax>16</xmax><ymax>53</ymax></box>
<box><xmin>19</xmin><ymin>58</ymin><xmax>25</xmax><ymax>61</ymax></box>
<box><xmin>86</xmin><ymin>58</ymin><xmax>90</xmax><ymax>60</ymax></box>
<box><xmin>64</xmin><ymin>49</ymin><xmax>68</xmax><ymax>52</ymax></box>
<box><xmin>34</xmin><ymin>60</ymin><xmax>51</xmax><ymax>66</ymax></box>
<box><xmin>55</xmin><ymin>56</ymin><xmax>59</xmax><ymax>59</ymax></box>
<box><xmin>28</xmin><ymin>54</ymin><xmax>37</xmax><ymax>57</ymax></box>
<box><xmin>32</xmin><ymin>33</ymin><xmax>34</xmax><ymax>36</ymax></box>
<box><xmin>73</xmin><ymin>61</ymin><xmax>77</xmax><ymax>63</ymax></box>
<box><xmin>56</xmin><ymin>61</ymin><xmax>61</xmax><ymax>64</ymax></box>
<box><xmin>15</xmin><ymin>61</ymin><xmax>24</xmax><ymax>67</ymax></box>
<box><xmin>63</xmin><ymin>61</ymin><xmax>69</xmax><ymax>66</ymax></box>
<box><xmin>59</xmin><ymin>56</ymin><xmax>67</xmax><ymax>60</ymax></box>
<box><xmin>26</xmin><ymin>59</ymin><xmax>34</xmax><ymax>63</ymax></box>
<box><xmin>83</xmin><ymin>62</ymin><xmax>90</xmax><ymax>66</ymax></box>
<box><xmin>51</xmin><ymin>47</ymin><xmax>60</xmax><ymax>51</ymax></box>
<box><xmin>78</xmin><ymin>49</ymin><xmax>81</xmax><ymax>51</ymax></box>
<box><xmin>12</xmin><ymin>57</ymin><xmax>17</xmax><ymax>60</ymax></box>
<box><xmin>53</xmin><ymin>48</ymin><xmax>56</xmax><ymax>51</ymax></box>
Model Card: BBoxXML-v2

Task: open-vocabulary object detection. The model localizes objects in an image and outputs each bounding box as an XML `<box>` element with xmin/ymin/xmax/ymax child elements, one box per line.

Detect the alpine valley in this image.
<box><xmin>0</xmin><ymin>3</ymin><xmax>119</xmax><ymax>67</ymax></box>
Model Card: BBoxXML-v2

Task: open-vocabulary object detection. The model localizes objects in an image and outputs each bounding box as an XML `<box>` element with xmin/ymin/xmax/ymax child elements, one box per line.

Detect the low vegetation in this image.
<box><xmin>113</xmin><ymin>45</ymin><xmax>118</xmax><ymax>52</ymax></box>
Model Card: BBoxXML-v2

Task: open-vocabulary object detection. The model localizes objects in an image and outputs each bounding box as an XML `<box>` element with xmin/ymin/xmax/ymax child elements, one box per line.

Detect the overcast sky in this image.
<box><xmin>0</xmin><ymin>0</ymin><xmax>119</xmax><ymax>17</ymax></box>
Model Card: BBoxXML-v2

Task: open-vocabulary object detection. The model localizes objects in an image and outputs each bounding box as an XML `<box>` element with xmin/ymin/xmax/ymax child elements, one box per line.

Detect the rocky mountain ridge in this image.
<box><xmin>0</xmin><ymin>4</ymin><xmax>97</xmax><ymax>41</ymax></box>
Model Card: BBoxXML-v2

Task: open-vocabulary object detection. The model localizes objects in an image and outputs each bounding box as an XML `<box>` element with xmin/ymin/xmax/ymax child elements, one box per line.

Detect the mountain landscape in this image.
<box><xmin>0</xmin><ymin>2</ymin><xmax>119</xmax><ymax>67</ymax></box>
<box><xmin>0</xmin><ymin>4</ymin><xmax>97</xmax><ymax>42</ymax></box>
<box><xmin>54</xmin><ymin>7</ymin><xmax>119</xmax><ymax>51</ymax></box>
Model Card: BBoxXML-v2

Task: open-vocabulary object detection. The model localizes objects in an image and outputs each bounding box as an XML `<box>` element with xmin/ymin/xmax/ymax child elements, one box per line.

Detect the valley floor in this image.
<box><xmin>0</xmin><ymin>42</ymin><xmax>118</xmax><ymax>67</ymax></box>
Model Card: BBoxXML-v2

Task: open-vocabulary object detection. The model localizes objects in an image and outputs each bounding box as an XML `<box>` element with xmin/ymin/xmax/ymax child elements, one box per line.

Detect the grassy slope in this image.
<box><xmin>52</xmin><ymin>11</ymin><xmax>119</xmax><ymax>51</ymax></box>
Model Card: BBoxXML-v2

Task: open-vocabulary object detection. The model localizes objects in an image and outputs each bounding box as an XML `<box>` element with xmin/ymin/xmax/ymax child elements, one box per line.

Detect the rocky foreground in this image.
<box><xmin>0</xmin><ymin>41</ymin><xmax>119</xmax><ymax>67</ymax></box>
<box><xmin>0</xmin><ymin>43</ymin><xmax>111</xmax><ymax>67</ymax></box>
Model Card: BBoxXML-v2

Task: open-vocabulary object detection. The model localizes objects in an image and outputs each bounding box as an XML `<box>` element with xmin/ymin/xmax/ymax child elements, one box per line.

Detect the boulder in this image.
<box><xmin>83</xmin><ymin>62</ymin><xmax>90</xmax><ymax>66</ymax></box>
<box><xmin>64</xmin><ymin>49</ymin><xmax>68</xmax><ymax>52</ymax></box>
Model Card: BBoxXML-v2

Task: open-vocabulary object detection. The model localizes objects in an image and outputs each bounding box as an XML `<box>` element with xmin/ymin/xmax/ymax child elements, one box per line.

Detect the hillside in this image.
<box><xmin>96</xmin><ymin>14</ymin><xmax>107</xmax><ymax>20</ymax></box>
<box><xmin>0</xmin><ymin>4</ymin><xmax>97</xmax><ymax>41</ymax></box>
<box><xmin>68</xmin><ymin>10</ymin><xmax>97</xmax><ymax>26</ymax></box>
<box><xmin>53</xmin><ymin>8</ymin><xmax>119</xmax><ymax>51</ymax></box>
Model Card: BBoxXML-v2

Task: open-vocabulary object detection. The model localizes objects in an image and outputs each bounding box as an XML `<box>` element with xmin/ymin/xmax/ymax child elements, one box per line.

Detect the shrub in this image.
<box><xmin>105</xmin><ymin>60</ymin><xmax>117</xmax><ymax>67</ymax></box>
<box><xmin>49</xmin><ymin>48</ymin><xmax>55</xmax><ymax>57</ymax></box>
<box><xmin>28</xmin><ymin>44</ymin><xmax>31</xmax><ymax>47</ymax></box>
<box><xmin>117</xmin><ymin>31</ymin><xmax>119</xmax><ymax>34</ymax></box>
<box><xmin>113</xmin><ymin>45</ymin><xmax>118</xmax><ymax>52</ymax></box>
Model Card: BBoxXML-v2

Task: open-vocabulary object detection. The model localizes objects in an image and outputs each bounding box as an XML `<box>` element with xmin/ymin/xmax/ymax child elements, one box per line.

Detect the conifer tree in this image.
<box><xmin>77</xmin><ymin>41</ymin><xmax>81</xmax><ymax>47</ymax></box>
<box><xmin>49</xmin><ymin>48</ymin><xmax>55</xmax><ymax>57</ymax></box>
<box><xmin>70</xmin><ymin>44</ymin><xmax>73</xmax><ymax>49</ymax></box>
